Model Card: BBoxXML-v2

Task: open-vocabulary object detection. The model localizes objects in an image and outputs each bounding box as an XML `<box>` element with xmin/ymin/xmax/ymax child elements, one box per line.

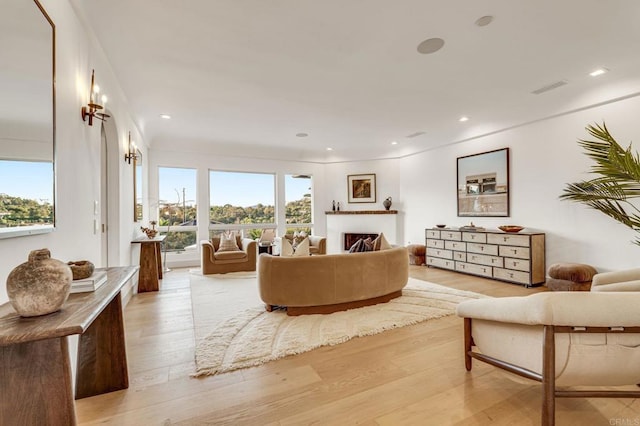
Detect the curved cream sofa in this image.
<box><xmin>258</xmin><ymin>246</ymin><xmax>409</xmax><ymax>316</ymax></box>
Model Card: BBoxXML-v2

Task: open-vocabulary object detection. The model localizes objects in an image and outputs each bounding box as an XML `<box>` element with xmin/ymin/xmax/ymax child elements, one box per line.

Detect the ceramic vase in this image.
<box><xmin>6</xmin><ymin>248</ymin><xmax>73</xmax><ymax>317</ymax></box>
<box><xmin>383</xmin><ymin>197</ymin><xmax>392</xmax><ymax>210</ymax></box>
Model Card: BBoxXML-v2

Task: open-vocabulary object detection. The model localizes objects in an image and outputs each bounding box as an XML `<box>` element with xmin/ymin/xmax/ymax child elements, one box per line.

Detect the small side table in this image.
<box><xmin>131</xmin><ymin>235</ymin><xmax>165</xmax><ymax>292</ymax></box>
<box><xmin>258</xmin><ymin>243</ymin><xmax>274</xmax><ymax>255</ymax></box>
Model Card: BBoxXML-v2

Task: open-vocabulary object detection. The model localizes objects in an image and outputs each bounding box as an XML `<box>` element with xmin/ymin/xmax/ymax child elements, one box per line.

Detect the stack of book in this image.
<box><xmin>70</xmin><ymin>270</ymin><xmax>108</xmax><ymax>293</ymax></box>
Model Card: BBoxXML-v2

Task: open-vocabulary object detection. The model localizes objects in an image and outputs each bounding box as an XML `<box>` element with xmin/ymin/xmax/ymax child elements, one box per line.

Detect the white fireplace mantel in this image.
<box><xmin>325</xmin><ymin>210</ymin><xmax>399</xmax><ymax>253</ymax></box>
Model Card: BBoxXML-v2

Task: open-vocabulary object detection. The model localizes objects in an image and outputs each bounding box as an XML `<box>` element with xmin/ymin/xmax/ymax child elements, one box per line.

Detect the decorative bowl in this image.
<box><xmin>498</xmin><ymin>225</ymin><xmax>524</xmax><ymax>233</ymax></box>
<box><xmin>67</xmin><ymin>260</ymin><xmax>95</xmax><ymax>280</ymax></box>
<box><xmin>435</xmin><ymin>224</ymin><xmax>446</xmax><ymax>228</ymax></box>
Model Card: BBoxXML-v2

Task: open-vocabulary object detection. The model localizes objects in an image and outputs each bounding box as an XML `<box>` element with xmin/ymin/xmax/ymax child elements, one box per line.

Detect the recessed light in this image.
<box><xmin>417</xmin><ymin>38</ymin><xmax>445</xmax><ymax>55</ymax></box>
<box><xmin>296</xmin><ymin>132</ymin><xmax>309</xmax><ymax>138</ymax></box>
<box><xmin>391</xmin><ymin>141</ymin><xmax>398</xmax><ymax>145</ymax></box>
<box><xmin>589</xmin><ymin>68</ymin><xmax>609</xmax><ymax>77</ymax></box>
<box><xmin>459</xmin><ymin>116</ymin><xmax>469</xmax><ymax>122</ymax></box>
<box><xmin>475</xmin><ymin>16</ymin><xmax>494</xmax><ymax>27</ymax></box>
<box><xmin>326</xmin><ymin>147</ymin><xmax>333</xmax><ymax>151</ymax></box>
<box><xmin>160</xmin><ymin>114</ymin><xmax>171</xmax><ymax>119</ymax></box>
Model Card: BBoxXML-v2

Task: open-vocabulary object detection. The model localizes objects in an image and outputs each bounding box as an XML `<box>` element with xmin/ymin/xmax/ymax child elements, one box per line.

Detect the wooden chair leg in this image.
<box><xmin>464</xmin><ymin>317</ymin><xmax>473</xmax><ymax>371</ymax></box>
<box><xmin>542</xmin><ymin>325</ymin><xmax>556</xmax><ymax>426</ymax></box>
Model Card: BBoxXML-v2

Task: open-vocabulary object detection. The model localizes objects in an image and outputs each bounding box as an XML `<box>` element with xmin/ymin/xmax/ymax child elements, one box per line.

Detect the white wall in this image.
<box><xmin>0</xmin><ymin>0</ymin><xmax>143</xmax><ymax>304</ymax></box>
<box><xmin>324</xmin><ymin>159</ymin><xmax>401</xmax><ymax>213</ymax></box>
<box><xmin>401</xmin><ymin>94</ymin><xmax>640</xmax><ymax>273</ymax></box>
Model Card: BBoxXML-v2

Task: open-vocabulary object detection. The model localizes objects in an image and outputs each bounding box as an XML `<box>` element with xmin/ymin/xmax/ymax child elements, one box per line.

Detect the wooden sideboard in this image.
<box><xmin>0</xmin><ymin>266</ymin><xmax>138</xmax><ymax>425</ymax></box>
<box><xmin>425</xmin><ymin>228</ymin><xmax>545</xmax><ymax>287</ymax></box>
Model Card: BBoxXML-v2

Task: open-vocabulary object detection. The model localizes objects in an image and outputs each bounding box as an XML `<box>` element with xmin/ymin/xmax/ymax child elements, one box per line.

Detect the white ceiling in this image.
<box><xmin>73</xmin><ymin>0</ymin><xmax>640</xmax><ymax>163</ymax></box>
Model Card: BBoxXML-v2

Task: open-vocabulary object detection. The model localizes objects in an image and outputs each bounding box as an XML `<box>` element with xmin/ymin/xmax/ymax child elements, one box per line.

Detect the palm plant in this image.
<box><xmin>560</xmin><ymin>122</ymin><xmax>640</xmax><ymax>245</ymax></box>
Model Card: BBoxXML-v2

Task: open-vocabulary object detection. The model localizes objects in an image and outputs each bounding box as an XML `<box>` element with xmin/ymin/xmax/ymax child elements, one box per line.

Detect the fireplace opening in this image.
<box><xmin>343</xmin><ymin>233</ymin><xmax>379</xmax><ymax>251</ymax></box>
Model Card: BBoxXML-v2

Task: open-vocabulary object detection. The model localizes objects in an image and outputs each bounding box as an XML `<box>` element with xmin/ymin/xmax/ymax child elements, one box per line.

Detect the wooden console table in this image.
<box><xmin>132</xmin><ymin>235</ymin><xmax>165</xmax><ymax>292</ymax></box>
<box><xmin>0</xmin><ymin>266</ymin><xmax>138</xmax><ymax>425</ymax></box>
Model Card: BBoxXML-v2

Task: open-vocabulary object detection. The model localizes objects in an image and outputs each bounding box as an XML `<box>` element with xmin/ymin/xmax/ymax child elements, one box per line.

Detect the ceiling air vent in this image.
<box><xmin>531</xmin><ymin>80</ymin><xmax>568</xmax><ymax>95</ymax></box>
<box><xmin>405</xmin><ymin>131</ymin><xmax>426</xmax><ymax>138</ymax></box>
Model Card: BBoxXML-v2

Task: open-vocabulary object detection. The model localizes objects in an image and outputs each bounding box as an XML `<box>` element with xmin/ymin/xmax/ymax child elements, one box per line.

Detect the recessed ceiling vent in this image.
<box><xmin>531</xmin><ymin>80</ymin><xmax>568</xmax><ymax>95</ymax></box>
<box><xmin>405</xmin><ymin>131</ymin><xmax>426</xmax><ymax>138</ymax></box>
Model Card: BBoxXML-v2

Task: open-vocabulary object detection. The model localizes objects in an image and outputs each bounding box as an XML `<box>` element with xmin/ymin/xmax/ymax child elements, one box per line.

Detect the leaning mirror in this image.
<box><xmin>0</xmin><ymin>0</ymin><xmax>55</xmax><ymax>238</ymax></box>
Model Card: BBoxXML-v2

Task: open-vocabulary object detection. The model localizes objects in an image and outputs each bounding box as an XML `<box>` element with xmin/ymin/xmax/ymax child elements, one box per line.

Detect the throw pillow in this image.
<box><xmin>280</xmin><ymin>236</ymin><xmax>310</xmax><ymax>257</ymax></box>
<box><xmin>372</xmin><ymin>232</ymin><xmax>392</xmax><ymax>251</ymax></box>
<box><xmin>348</xmin><ymin>238</ymin><xmax>373</xmax><ymax>253</ymax></box>
<box><xmin>280</xmin><ymin>236</ymin><xmax>295</xmax><ymax>257</ymax></box>
<box><xmin>218</xmin><ymin>232</ymin><xmax>240</xmax><ymax>252</ymax></box>
<box><xmin>348</xmin><ymin>238</ymin><xmax>364</xmax><ymax>253</ymax></box>
<box><xmin>293</xmin><ymin>237</ymin><xmax>310</xmax><ymax>256</ymax></box>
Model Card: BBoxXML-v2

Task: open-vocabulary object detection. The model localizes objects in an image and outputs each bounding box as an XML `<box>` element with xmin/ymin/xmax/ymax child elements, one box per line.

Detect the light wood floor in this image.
<box><xmin>76</xmin><ymin>266</ymin><xmax>639</xmax><ymax>425</ymax></box>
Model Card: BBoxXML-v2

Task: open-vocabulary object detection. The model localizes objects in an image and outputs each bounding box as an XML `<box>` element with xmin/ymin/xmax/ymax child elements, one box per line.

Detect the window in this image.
<box><xmin>285</xmin><ymin>174</ymin><xmax>312</xmax><ymax>234</ymax></box>
<box><xmin>209</xmin><ymin>171</ymin><xmax>275</xmax><ymax>239</ymax></box>
<box><xmin>158</xmin><ymin>167</ymin><xmax>197</xmax><ymax>252</ymax></box>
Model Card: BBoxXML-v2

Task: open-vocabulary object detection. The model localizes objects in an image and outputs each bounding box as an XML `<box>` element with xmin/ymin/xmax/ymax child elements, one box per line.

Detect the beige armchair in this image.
<box><xmin>591</xmin><ymin>267</ymin><xmax>640</xmax><ymax>291</ymax></box>
<box><xmin>456</xmin><ymin>273</ymin><xmax>640</xmax><ymax>425</ymax></box>
<box><xmin>200</xmin><ymin>236</ymin><xmax>257</xmax><ymax>274</ymax></box>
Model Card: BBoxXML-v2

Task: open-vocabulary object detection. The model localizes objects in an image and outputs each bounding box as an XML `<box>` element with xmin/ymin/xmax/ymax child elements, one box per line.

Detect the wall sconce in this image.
<box><xmin>81</xmin><ymin>69</ymin><xmax>110</xmax><ymax>126</ymax></box>
<box><xmin>124</xmin><ymin>132</ymin><xmax>138</xmax><ymax>164</ymax></box>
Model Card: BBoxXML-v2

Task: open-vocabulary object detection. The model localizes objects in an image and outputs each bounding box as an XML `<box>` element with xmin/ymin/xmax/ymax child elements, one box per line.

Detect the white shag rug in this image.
<box><xmin>189</xmin><ymin>271</ymin><xmax>486</xmax><ymax>377</ymax></box>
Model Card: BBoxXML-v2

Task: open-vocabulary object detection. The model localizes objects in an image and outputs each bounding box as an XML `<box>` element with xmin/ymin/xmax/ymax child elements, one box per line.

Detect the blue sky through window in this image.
<box><xmin>0</xmin><ymin>160</ymin><xmax>53</xmax><ymax>202</ymax></box>
<box><xmin>158</xmin><ymin>167</ymin><xmax>197</xmax><ymax>206</ymax></box>
<box><xmin>209</xmin><ymin>171</ymin><xmax>275</xmax><ymax>207</ymax></box>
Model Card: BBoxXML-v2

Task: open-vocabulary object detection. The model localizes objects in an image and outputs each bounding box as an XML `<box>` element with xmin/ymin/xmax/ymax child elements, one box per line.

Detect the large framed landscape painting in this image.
<box><xmin>348</xmin><ymin>174</ymin><xmax>376</xmax><ymax>203</ymax></box>
<box><xmin>457</xmin><ymin>148</ymin><xmax>509</xmax><ymax>217</ymax></box>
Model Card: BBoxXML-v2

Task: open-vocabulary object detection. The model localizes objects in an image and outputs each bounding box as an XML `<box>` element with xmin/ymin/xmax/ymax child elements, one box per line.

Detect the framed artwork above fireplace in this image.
<box><xmin>347</xmin><ymin>173</ymin><xmax>376</xmax><ymax>203</ymax></box>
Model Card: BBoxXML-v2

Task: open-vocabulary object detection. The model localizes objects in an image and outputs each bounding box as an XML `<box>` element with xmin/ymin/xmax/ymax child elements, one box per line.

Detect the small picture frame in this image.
<box><xmin>347</xmin><ymin>174</ymin><xmax>376</xmax><ymax>203</ymax></box>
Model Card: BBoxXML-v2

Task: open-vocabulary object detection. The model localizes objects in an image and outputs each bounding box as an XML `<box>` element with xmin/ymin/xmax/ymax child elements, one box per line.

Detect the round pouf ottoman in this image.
<box><xmin>546</xmin><ymin>263</ymin><xmax>597</xmax><ymax>291</ymax></box>
<box><xmin>407</xmin><ymin>244</ymin><xmax>426</xmax><ymax>266</ymax></box>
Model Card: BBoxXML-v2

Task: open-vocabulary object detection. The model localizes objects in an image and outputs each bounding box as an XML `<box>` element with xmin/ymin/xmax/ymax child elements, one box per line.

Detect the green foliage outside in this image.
<box><xmin>285</xmin><ymin>197</ymin><xmax>311</xmax><ymax>224</ymax></box>
<box><xmin>158</xmin><ymin>197</ymin><xmax>311</xmax><ymax>251</ymax></box>
<box><xmin>162</xmin><ymin>230</ymin><xmax>197</xmax><ymax>252</ymax></box>
<box><xmin>0</xmin><ymin>194</ymin><xmax>53</xmax><ymax>227</ymax></box>
<box><xmin>210</xmin><ymin>203</ymin><xmax>275</xmax><ymax>225</ymax></box>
